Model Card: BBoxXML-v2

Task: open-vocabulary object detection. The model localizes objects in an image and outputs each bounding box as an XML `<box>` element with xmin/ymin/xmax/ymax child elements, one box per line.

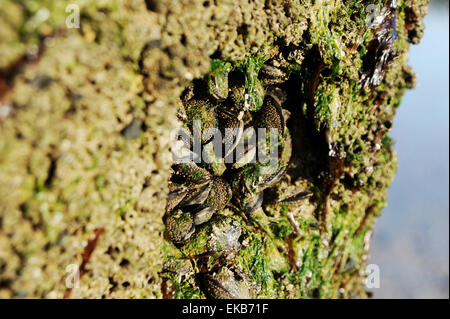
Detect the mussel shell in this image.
<box><xmin>180</xmin><ymin>216</ymin><xmax>242</xmax><ymax>256</ymax></box>
<box><xmin>259</xmin><ymin>65</ymin><xmax>287</xmax><ymax>85</ymax></box>
<box><xmin>178</xmin><ymin>182</ymin><xmax>212</xmax><ymax>207</ymax></box>
<box><xmin>244</xmin><ymin>192</ymin><xmax>264</xmax><ymax>215</ymax></box>
<box><xmin>252</xmin><ymin>93</ymin><xmax>285</xmax><ymax>136</ymax></box>
<box><xmin>171</xmin><ymin>163</ymin><xmax>210</xmax><ymax>185</ymax></box>
<box><xmin>208</xmin><ymin>176</ymin><xmax>232</xmax><ymax>211</ymax></box>
<box><xmin>193</xmin><ymin>206</ymin><xmax>215</xmax><ymax>225</ymax></box>
<box><xmin>202</xmin><ymin>267</ymin><xmax>252</xmax><ymax>299</ymax></box>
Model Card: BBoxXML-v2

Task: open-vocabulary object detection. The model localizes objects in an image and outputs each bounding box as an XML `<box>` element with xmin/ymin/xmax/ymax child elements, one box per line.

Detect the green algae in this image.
<box><xmin>238</xmin><ymin>234</ymin><xmax>277</xmax><ymax>298</ymax></box>
<box><xmin>209</xmin><ymin>59</ymin><xmax>232</xmax><ymax>100</ymax></box>
<box><xmin>239</xmin><ymin>55</ymin><xmax>267</xmax><ymax>111</ymax></box>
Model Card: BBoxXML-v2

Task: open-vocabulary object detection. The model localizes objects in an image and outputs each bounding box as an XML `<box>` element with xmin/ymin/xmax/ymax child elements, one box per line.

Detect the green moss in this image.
<box><xmin>239</xmin><ymin>55</ymin><xmax>267</xmax><ymax>111</ymax></box>
<box><xmin>271</xmin><ymin>218</ymin><xmax>294</xmax><ymax>239</ymax></box>
<box><xmin>231</xmin><ymin>163</ymin><xmax>261</xmax><ymax>196</ymax></box>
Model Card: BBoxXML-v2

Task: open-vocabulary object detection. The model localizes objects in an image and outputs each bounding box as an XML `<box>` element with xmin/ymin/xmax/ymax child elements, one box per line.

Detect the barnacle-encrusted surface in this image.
<box><xmin>0</xmin><ymin>0</ymin><xmax>428</xmax><ymax>298</ymax></box>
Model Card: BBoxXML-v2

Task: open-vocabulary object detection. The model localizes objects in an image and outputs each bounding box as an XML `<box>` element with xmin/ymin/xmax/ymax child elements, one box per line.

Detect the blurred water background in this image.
<box><xmin>369</xmin><ymin>0</ymin><xmax>449</xmax><ymax>298</ymax></box>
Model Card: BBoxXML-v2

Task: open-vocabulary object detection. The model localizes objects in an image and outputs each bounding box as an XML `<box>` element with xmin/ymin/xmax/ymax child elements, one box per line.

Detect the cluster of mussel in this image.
<box><xmin>163</xmin><ymin>60</ymin><xmax>293</xmax><ymax>298</ymax></box>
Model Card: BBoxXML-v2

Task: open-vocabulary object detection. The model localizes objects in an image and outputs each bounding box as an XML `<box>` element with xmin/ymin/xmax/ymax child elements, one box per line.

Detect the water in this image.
<box><xmin>369</xmin><ymin>1</ymin><xmax>449</xmax><ymax>298</ymax></box>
